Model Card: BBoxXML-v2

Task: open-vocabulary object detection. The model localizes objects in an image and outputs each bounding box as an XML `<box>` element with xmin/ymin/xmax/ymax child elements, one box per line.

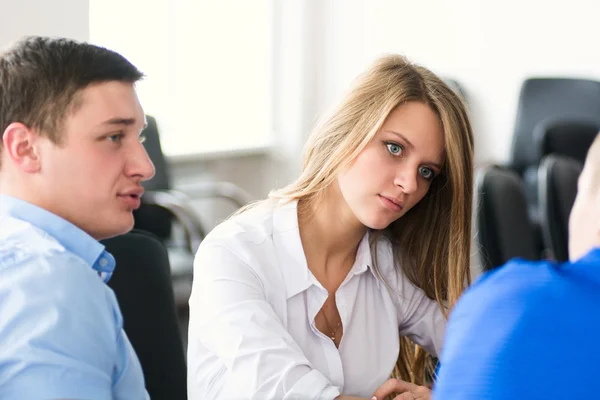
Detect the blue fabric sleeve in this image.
<box><xmin>0</xmin><ymin>252</ymin><xmax>118</xmax><ymax>400</ymax></box>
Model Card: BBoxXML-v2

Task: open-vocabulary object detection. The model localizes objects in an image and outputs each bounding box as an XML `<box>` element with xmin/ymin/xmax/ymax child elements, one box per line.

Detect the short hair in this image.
<box><xmin>0</xmin><ymin>36</ymin><xmax>144</xmax><ymax>164</ymax></box>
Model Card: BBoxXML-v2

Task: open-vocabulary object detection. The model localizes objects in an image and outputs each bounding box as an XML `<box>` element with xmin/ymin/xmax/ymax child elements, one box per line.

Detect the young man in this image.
<box><xmin>0</xmin><ymin>36</ymin><xmax>155</xmax><ymax>399</ymax></box>
<box><xmin>433</xmin><ymin>134</ymin><xmax>600</xmax><ymax>399</ymax></box>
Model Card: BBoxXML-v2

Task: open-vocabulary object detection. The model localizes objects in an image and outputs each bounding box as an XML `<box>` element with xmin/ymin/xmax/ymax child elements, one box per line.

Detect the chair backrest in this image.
<box><xmin>102</xmin><ymin>230</ymin><xmax>187</xmax><ymax>400</ymax></box>
<box><xmin>534</xmin><ymin>118</ymin><xmax>599</xmax><ymax>164</ymax></box>
<box><xmin>510</xmin><ymin>77</ymin><xmax>600</xmax><ymax>173</ymax></box>
<box><xmin>475</xmin><ymin>165</ymin><xmax>539</xmax><ymax>271</ymax></box>
<box><xmin>538</xmin><ymin>155</ymin><xmax>583</xmax><ymax>262</ymax></box>
<box><xmin>141</xmin><ymin>115</ymin><xmax>172</xmax><ymax>192</ymax></box>
<box><xmin>134</xmin><ymin>115</ymin><xmax>175</xmax><ymax>240</ymax></box>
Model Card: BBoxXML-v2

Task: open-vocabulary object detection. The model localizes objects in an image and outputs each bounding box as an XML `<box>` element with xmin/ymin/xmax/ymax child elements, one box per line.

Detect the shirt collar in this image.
<box><xmin>345</xmin><ymin>230</ymin><xmax>381</xmax><ymax>289</ymax></box>
<box><xmin>272</xmin><ymin>200</ymin><xmax>379</xmax><ymax>300</ymax></box>
<box><xmin>0</xmin><ymin>195</ymin><xmax>115</xmax><ymax>282</ymax></box>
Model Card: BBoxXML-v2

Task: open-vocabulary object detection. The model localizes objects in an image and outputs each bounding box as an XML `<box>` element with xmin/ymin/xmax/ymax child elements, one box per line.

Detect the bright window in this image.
<box><xmin>90</xmin><ymin>0</ymin><xmax>274</xmax><ymax>157</ymax></box>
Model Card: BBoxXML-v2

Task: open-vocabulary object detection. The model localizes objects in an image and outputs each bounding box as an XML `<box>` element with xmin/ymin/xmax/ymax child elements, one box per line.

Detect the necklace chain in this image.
<box><xmin>321</xmin><ymin>309</ymin><xmax>342</xmax><ymax>341</ymax></box>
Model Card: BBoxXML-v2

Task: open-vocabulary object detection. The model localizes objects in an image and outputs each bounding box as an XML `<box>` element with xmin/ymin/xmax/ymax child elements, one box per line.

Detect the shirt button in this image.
<box><xmin>99</xmin><ymin>258</ymin><xmax>108</xmax><ymax>267</ymax></box>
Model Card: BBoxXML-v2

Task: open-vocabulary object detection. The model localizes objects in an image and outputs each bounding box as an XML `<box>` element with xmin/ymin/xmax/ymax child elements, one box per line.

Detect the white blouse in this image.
<box><xmin>187</xmin><ymin>200</ymin><xmax>445</xmax><ymax>399</ymax></box>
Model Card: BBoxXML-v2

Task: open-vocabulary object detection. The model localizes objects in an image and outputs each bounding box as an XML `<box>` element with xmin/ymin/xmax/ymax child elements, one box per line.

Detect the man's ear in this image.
<box><xmin>2</xmin><ymin>122</ymin><xmax>42</xmax><ymax>173</ymax></box>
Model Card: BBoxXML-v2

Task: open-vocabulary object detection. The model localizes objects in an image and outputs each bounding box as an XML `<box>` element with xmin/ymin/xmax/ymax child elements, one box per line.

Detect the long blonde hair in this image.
<box><xmin>268</xmin><ymin>54</ymin><xmax>474</xmax><ymax>384</ymax></box>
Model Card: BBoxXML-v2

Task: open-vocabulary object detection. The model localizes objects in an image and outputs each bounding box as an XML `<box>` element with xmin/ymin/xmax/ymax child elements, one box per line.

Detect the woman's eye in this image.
<box><xmin>386</xmin><ymin>142</ymin><xmax>403</xmax><ymax>156</ymax></box>
<box><xmin>419</xmin><ymin>166</ymin><xmax>435</xmax><ymax>180</ymax></box>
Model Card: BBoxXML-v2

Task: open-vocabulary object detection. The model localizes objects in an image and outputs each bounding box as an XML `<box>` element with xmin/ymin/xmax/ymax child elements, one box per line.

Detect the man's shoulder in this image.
<box><xmin>0</xmin><ymin>216</ymin><xmax>111</xmax><ymax>306</ymax></box>
<box><xmin>0</xmin><ymin>216</ymin><xmax>67</xmax><ymax>268</ymax></box>
<box><xmin>437</xmin><ymin>254</ymin><xmax>600</xmax><ymax>399</ymax></box>
<box><xmin>0</xmin><ymin>224</ymin><xmax>126</xmax><ymax>400</ymax></box>
<box><xmin>464</xmin><ymin>258</ymin><xmax>560</xmax><ymax>307</ymax></box>
<box><xmin>445</xmin><ymin>259</ymin><xmax>562</xmax><ymax>341</ymax></box>
<box><xmin>451</xmin><ymin>256</ymin><xmax>600</xmax><ymax>337</ymax></box>
<box><xmin>437</xmin><ymin>256</ymin><xmax>600</xmax><ymax>399</ymax></box>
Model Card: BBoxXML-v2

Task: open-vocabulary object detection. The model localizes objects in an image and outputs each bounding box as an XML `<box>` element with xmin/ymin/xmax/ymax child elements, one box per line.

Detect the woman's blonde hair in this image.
<box><xmin>270</xmin><ymin>54</ymin><xmax>474</xmax><ymax>385</ymax></box>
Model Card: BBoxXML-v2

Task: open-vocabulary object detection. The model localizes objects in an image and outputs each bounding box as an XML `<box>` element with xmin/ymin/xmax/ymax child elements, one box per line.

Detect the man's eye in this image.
<box><xmin>108</xmin><ymin>133</ymin><xmax>124</xmax><ymax>143</ymax></box>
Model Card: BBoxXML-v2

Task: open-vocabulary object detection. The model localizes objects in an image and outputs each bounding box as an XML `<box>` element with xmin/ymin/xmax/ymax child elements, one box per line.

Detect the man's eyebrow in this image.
<box><xmin>99</xmin><ymin>117</ymin><xmax>137</xmax><ymax>126</ymax></box>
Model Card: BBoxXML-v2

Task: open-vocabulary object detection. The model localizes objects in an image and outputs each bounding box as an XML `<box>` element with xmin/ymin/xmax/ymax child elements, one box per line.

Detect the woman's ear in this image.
<box><xmin>2</xmin><ymin>122</ymin><xmax>42</xmax><ymax>173</ymax></box>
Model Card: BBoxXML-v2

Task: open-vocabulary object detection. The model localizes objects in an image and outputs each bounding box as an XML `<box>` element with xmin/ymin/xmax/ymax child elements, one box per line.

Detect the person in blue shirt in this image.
<box><xmin>0</xmin><ymin>36</ymin><xmax>155</xmax><ymax>399</ymax></box>
<box><xmin>433</xmin><ymin>133</ymin><xmax>600</xmax><ymax>399</ymax></box>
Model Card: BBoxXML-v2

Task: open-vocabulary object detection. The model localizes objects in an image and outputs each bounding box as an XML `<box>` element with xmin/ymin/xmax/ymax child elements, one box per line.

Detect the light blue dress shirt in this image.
<box><xmin>0</xmin><ymin>195</ymin><xmax>148</xmax><ymax>400</ymax></box>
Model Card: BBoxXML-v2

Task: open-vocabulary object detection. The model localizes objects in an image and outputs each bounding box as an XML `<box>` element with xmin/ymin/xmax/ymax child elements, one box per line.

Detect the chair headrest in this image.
<box><xmin>533</xmin><ymin>118</ymin><xmax>599</xmax><ymax>164</ymax></box>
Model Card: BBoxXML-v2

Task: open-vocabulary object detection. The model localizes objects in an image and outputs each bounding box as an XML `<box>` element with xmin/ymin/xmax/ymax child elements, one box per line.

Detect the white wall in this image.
<box><xmin>313</xmin><ymin>0</ymin><xmax>600</xmax><ymax>165</ymax></box>
<box><xmin>0</xmin><ymin>0</ymin><xmax>88</xmax><ymax>47</ymax></box>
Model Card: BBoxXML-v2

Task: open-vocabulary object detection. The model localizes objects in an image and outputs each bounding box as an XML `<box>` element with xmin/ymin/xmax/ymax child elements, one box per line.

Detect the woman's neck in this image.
<box><xmin>298</xmin><ymin>186</ymin><xmax>367</xmax><ymax>289</ymax></box>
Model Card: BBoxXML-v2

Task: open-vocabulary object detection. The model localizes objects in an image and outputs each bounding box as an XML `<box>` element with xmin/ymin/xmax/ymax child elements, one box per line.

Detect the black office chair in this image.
<box><xmin>135</xmin><ymin>115</ymin><xmax>252</xmax><ymax>304</ymax></box>
<box><xmin>538</xmin><ymin>155</ymin><xmax>583</xmax><ymax>262</ymax></box>
<box><xmin>102</xmin><ymin>230</ymin><xmax>187</xmax><ymax>400</ymax></box>
<box><xmin>475</xmin><ymin>165</ymin><xmax>540</xmax><ymax>271</ymax></box>
<box><xmin>533</xmin><ymin>118</ymin><xmax>599</xmax><ymax>164</ymax></box>
<box><xmin>509</xmin><ymin>77</ymin><xmax>600</xmax><ymax>221</ymax></box>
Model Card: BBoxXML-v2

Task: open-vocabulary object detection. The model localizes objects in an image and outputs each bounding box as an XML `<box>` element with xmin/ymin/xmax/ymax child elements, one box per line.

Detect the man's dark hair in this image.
<box><xmin>0</xmin><ymin>36</ymin><xmax>144</xmax><ymax>164</ymax></box>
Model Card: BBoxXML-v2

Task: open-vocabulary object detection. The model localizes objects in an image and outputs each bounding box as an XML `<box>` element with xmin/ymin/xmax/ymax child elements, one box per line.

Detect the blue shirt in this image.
<box><xmin>0</xmin><ymin>195</ymin><xmax>148</xmax><ymax>400</ymax></box>
<box><xmin>434</xmin><ymin>248</ymin><xmax>600</xmax><ymax>399</ymax></box>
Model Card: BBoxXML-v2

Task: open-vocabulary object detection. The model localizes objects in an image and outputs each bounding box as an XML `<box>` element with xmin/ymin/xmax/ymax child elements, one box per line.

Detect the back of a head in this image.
<box><xmin>584</xmin><ymin>134</ymin><xmax>600</xmax><ymax>193</ymax></box>
<box><xmin>568</xmin><ymin>133</ymin><xmax>600</xmax><ymax>261</ymax></box>
<box><xmin>575</xmin><ymin>133</ymin><xmax>600</xmax><ymax>204</ymax></box>
<box><xmin>0</xmin><ymin>36</ymin><xmax>143</xmax><ymax>166</ymax></box>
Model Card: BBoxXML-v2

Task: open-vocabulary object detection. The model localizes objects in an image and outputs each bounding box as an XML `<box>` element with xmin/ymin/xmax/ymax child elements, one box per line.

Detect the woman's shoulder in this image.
<box><xmin>197</xmin><ymin>199</ymin><xmax>301</xmax><ymax>265</ymax></box>
<box><xmin>193</xmin><ymin>200</ymin><xmax>297</xmax><ymax>297</ymax></box>
<box><xmin>370</xmin><ymin>233</ymin><xmax>411</xmax><ymax>290</ymax></box>
<box><xmin>201</xmin><ymin>200</ymin><xmax>278</xmax><ymax>251</ymax></box>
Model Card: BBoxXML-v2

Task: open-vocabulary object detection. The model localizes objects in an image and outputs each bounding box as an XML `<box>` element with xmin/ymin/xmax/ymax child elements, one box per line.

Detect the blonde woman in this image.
<box><xmin>187</xmin><ymin>55</ymin><xmax>474</xmax><ymax>400</ymax></box>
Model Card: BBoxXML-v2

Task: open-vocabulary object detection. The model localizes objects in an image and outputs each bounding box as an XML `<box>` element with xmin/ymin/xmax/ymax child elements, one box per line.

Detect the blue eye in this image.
<box><xmin>386</xmin><ymin>142</ymin><xmax>404</xmax><ymax>156</ymax></box>
<box><xmin>108</xmin><ymin>133</ymin><xmax>125</xmax><ymax>144</ymax></box>
<box><xmin>419</xmin><ymin>166</ymin><xmax>435</xmax><ymax>180</ymax></box>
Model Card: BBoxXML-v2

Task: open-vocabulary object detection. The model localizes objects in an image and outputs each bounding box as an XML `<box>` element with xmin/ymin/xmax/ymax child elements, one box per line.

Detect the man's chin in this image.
<box><xmin>94</xmin><ymin>218</ymin><xmax>135</xmax><ymax>241</ymax></box>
